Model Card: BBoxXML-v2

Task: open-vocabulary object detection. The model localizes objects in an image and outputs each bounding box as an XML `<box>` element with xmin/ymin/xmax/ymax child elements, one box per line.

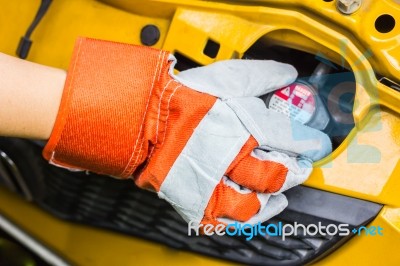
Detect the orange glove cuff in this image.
<box><xmin>43</xmin><ymin>38</ymin><xmax>171</xmax><ymax>177</ymax></box>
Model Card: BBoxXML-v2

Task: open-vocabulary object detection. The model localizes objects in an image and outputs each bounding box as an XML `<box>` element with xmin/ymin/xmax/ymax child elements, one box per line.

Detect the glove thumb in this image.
<box><xmin>175</xmin><ymin>59</ymin><xmax>297</xmax><ymax>99</ymax></box>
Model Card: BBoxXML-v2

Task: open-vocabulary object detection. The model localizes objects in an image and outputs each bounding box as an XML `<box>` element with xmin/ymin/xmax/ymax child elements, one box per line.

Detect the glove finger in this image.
<box><xmin>201</xmin><ymin>177</ymin><xmax>261</xmax><ymax>225</ymax></box>
<box><xmin>226</xmin><ymin>136</ymin><xmax>288</xmax><ymax>193</ymax></box>
<box><xmin>252</xmin><ymin>149</ymin><xmax>312</xmax><ymax>194</ymax></box>
<box><xmin>226</xmin><ymin>97</ymin><xmax>332</xmax><ymax>162</ymax></box>
<box><xmin>216</xmin><ymin>177</ymin><xmax>287</xmax><ymax>226</ymax></box>
<box><xmin>227</xmin><ymin>137</ymin><xmax>312</xmax><ymax>194</ymax></box>
<box><xmin>218</xmin><ymin>193</ymin><xmax>288</xmax><ymax>226</ymax></box>
<box><xmin>175</xmin><ymin>59</ymin><xmax>297</xmax><ymax>99</ymax></box>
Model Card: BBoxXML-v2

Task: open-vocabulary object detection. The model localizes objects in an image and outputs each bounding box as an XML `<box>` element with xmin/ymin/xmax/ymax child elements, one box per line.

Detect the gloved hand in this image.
<box><xmin>43</xmin><ymin>38</ymin><xmax>331</xmax><ymax>228</ymax></box>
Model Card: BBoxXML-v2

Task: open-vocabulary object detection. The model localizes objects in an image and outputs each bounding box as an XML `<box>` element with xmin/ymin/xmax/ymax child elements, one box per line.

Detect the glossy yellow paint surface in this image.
<box><xmin>211</xmin><ymin>0</ymin><xmax>400</xmax><ymax>81</ymax></box>
<box><xmin>0</xmin><ymin>0</ymin><xmax>170</xmax><ymax>69</ymax></box>
<box><xmin>0</xmin><ymin>0</ymin><xmax>399</xmax><ymax>265</ymax></box>
<box><xmin>311</xmin><ymin>108</ymin><xmax>400</xmax><ymax>205</ymax></box>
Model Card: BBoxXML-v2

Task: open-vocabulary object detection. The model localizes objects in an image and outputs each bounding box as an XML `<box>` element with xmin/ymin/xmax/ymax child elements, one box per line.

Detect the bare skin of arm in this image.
<box><xmin>0</xmin><ymin>53</ymin><xmax>66</xmax><ymax>139</ymax></box>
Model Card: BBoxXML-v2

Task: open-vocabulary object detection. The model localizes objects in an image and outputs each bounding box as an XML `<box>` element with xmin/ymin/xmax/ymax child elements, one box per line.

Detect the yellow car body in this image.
<box><xmin>0</xmin><ymin>0</ymin><xmax>399</xmax><ymax>265</ymax></box>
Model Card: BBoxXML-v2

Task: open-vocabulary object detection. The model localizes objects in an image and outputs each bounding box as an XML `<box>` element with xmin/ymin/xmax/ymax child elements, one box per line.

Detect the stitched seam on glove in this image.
<box><xmin>158</xmin><ymin>100</ymin><xmax>250</xmax><ymax>223</ymax></box>
<box><xmin>121</xmin><ymin>50</ymin><xmax>167</xmax><ymax>177</ymax></box>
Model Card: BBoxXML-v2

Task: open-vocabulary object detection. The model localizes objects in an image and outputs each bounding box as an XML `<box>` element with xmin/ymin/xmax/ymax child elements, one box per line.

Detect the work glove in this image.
<box><xmin>43</xmin><ymin>38</ymin><xmax>331</xmax><ymax>228</ymax></box>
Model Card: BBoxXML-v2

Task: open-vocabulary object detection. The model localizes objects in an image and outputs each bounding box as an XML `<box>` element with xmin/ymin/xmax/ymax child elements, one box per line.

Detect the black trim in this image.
<box><xmin>16</xmin><ymin>0</ymin><xmax>52</xmax><ymax>59</ymax></box>
<box><xmin>173</xmin><ymin>51</ymin><xmax>201</xmax><ymax>71</ymax></box>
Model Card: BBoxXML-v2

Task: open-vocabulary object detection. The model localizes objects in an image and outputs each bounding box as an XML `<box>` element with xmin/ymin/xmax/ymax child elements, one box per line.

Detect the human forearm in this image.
<box><xmin>0</xmin><ymin>52</ymin><xmax>66</xmax><ymax>139</ymax></box>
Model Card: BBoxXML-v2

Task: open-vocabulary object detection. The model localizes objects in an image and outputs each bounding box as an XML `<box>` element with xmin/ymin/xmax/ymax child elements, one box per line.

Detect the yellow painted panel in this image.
<box><xmin>0</xmin><ymin>0</ymin><xmax>170</xmax><ymax>69</ymax></box>
<box><xmin>0</xmin><ymin>0</ymin><xmax>399</xmax><ymax>264</ymax></box>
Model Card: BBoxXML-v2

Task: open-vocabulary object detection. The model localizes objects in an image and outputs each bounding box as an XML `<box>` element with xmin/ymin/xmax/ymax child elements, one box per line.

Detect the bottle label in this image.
<box><xmin>268</xmin><ymin>83</ymin><xmax>316</xmax><ymax>124</ymax></box>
